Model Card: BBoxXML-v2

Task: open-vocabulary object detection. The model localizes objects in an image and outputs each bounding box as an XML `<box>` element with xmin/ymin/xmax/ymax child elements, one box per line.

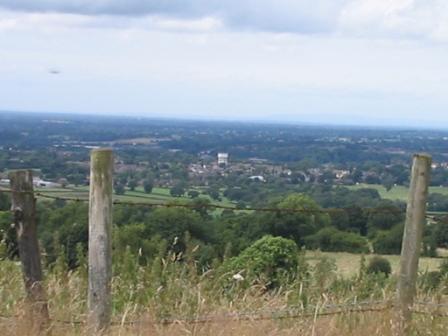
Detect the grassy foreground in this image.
<box><xmin>1</xmin><ymin>248</ymin><xmax>448</xmax><ymax>335</ymax></box>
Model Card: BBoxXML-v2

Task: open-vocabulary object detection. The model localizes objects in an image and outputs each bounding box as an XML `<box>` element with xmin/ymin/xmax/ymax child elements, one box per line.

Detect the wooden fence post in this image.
<box><xmin>88</xmin><ymin>148</ymin><xmax>114</xmax><ymax>332</ymax></box>
<box><xmin>9</xmin><ymin>170</ymin><xmax>50</xmax><ymax>334</ymax></box>
<box><xmin>397</xmin><ymin>153</ymin><xmax>431</xmax><ymax>333</ymax></box>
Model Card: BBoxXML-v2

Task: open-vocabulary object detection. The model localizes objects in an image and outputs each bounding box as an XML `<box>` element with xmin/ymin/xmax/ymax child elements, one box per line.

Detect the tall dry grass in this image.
<box><xmin>1</xmin><ymin>249</ymin><xmax>447</xmax><ymax>335</ymax></box>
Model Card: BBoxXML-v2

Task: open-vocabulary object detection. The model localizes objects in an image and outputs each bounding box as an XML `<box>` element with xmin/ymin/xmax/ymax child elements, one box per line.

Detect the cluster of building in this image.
<box><xmin>0</xmin><ymin>177</ymin><xmax>61</xmax><ymax>188</ymax></box>
<box><xmin>431</xmin><ymin>162</ymin><xmax>448</xmax><ymax>169</ymax></box>
<box><xmin>188</xmin><ymin>152</ymin><xmax>293</xmax><ymax>183</ymax></box>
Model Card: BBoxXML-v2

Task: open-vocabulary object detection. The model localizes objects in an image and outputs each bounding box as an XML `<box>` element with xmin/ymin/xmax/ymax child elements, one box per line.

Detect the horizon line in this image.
<box><xmin>0</xmin><ymin>109</ymin><xmax>447</xmax><ymax>132</ymax></box>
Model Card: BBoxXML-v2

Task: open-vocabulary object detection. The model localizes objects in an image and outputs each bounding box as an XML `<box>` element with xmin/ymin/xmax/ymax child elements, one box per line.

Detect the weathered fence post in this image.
<box><xmin>9</xmin><ymin>170</ymin><xmax>50</xmax><ymax>334</ymax></box>
<box><xmin>88</xmin><ymin>149</ymin><xmax>114</xmax><ymax>332</ymax></box>
<box><xmin>397</xmin><ymin>153</ymin><xmax>431</xmax><ymax>334</ymax></box>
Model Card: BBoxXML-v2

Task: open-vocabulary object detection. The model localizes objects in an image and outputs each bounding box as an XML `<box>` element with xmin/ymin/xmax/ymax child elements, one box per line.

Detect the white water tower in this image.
<box><xmin>217</xmin><ymin>153</ymin><xmax>229</xmax><ymax>166</ymax></box>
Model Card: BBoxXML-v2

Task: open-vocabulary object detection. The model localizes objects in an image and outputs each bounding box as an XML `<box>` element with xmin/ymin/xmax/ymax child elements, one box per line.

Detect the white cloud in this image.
<box><xmin>145</xmin><ymin>16</ymin><xmax>222</xmax><ymax>32</ymax></box>
<box><xmin>339</xmin><ymin>0</ymin><xmax>448</xmax><ymax>42</ymax></box>
<box><xmin>1</xmin><ymin>1</ymin><xmax>448</xmax><ymax>43</ymax></box>
<box><xmin>0</xmin><ymin>9</ymin><xmax>223</xmax><ymax>34</ymax></box>
<box><xmin>1</xmin><ymin>2</ymin><xmax>448</xmax><ymax>126</ymax></box>
<box><xmin>0</xmin><ymin>1</ymin><xmax>346</xmax><ymax>33</ymax></box>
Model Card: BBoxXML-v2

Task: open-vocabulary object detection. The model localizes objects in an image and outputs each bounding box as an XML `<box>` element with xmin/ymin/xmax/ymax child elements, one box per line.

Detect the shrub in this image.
<box><xmin>114</xmin><ymin>182</ymin><xmax>125</xmax><ymax>195</ymax></box>
<box><xmin>187</xmin><ymin>190</ymin><xmax>200</xmax><ymax>198</ymax></box>
<box><xmin>219</xmin><ymin>235</ymin><xmax>298</xmax><ymax>287</ymax></box>
<box><xmin>170</xmin><ymin>184</ymin><xmax>185</xmax><ymax>197</ymax></box>
<box><xmin>314</xmin><ymin>256</ymin><xmax>337</xmax><ymax>289</ymax></box>
<box><xmin>305</xmin><ymin>227</ymin><xmax>369</xmax><ymax>253</ymax></box>
<box><xmin>434</xmin><ymin>217</ymin><xmax>448</xmax><ymax>248</ymax></box>
<box><xmin>420</xmin><ymin>271</ymin><xmax>442</xmax><ymax>291</ymax></box>
<box><xmin>0</xmin><ymin>193</ymin><xmax>10</xmax><ymax>211</ymax></box>
<box><xmin>0</xmin><ymin>211</ymin><xmax>17</xmax><ymax>259</ymax></box>
<box><xmin>439</xmin><ymin>259</ymin><xmax>448</xmax><ymax>275</ymax></box>
<box><xmin>143</xmin><ymin>179</ymin><xmax>154</xmax><ymax>194</ymax></box>
<box><xmin>372</xmin><ymin>223</ymin><xmax>404</xmax><ymax>255</ymax></box>
<box><xmin>366</xmin><ymin>256</ymin><xmax>391</xmax><ymax>277</ymax></box>
<box><xmin>421</xmin><ymin>259</ymin><xmax>448</xmax><ymax>292</ymax></box>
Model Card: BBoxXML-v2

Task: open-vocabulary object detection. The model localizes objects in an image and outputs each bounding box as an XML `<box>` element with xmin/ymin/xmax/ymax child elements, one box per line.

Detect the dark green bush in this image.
<box><xmin>439</xmin><ymin>259</ymin><xmax>448</xmax><ymax>275</ymax></box>
<box><xmin>420</xmin><ymin>271</ymin><xmax>442</xmax><ymax>291</ymax></box>
<box><xmin>366</xmin><ymin>256</ymin><xmax>391</xmax><ymax>277</ymax></box>
<box><xmin>421</xmin><ymin>259</ymin><xmax>448</xmax><ymax>292</ymax></box>
<box><xmin>372</xmin><ymin>223</ymin><xmax>404</xmax><ymax>254</ymax></box>
<box><xmin>434</xmin><ymin>217</ymin><xmax>448</xmax><ymax>248</ymax></box>
<box><xmin>305</xmin><ymin>227</ymin><xmax>369</xmax><ymax>253</ymax></box>
<box><xmin>0</xmin><ymin>211</ymin><xmax>17</xmax><ymax>259</ymax></box>
<box><xmin>219</xmin><ymin>235</ymin><xmax>298</xmax><ymax>287</ymax></box>
<box><xmin>0</xmin><ymin>193</ymin><xmax>10</xmax><ymax>211</ymax></box>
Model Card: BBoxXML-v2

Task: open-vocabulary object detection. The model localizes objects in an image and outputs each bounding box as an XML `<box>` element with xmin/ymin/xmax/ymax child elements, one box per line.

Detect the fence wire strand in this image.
<box><xmin>0</xmin><ymin>300</ymin><xmax>395</xmax><ymax>326</ymax></box>
<box><xmin>3</xmin><ymin>299</ymin><xmax>448</xmax><ymax>326</ymax></box>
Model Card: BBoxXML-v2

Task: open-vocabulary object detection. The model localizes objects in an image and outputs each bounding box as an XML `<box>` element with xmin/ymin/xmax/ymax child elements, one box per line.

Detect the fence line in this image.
<box><xmin>3</xmin><ymin>299</ymin><xmax>448</xmax><ymax>327</ymax></box>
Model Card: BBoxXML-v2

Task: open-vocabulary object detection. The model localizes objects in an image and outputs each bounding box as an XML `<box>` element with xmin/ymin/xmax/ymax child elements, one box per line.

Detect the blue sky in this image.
<box><xmin>1</xmin><ymin>0</ymin><xmax>448</xmax><ymax>127</ymax></box>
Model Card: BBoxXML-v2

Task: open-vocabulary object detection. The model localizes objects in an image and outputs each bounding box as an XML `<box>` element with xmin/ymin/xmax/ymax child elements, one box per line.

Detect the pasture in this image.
<box><xmin>347</xmin><ymin>183</ymin><xmax>448</xmax><ymax>201</ymax></box>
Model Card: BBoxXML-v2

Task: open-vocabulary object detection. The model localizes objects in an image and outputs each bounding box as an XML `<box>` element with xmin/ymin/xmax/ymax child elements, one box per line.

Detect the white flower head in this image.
<box><xmin>232</xmin><ymin>273</ymin><xmax>244</xmax><ymax>281</ymax></box>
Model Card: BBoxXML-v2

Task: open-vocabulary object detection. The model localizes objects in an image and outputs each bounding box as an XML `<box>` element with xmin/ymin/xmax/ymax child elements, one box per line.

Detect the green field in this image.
<box><xmin>306</xmin><ymin>251</ymin><xmax>443</xmax><ymax>278</ymax></box>
<box><xmin>36</xmin><ymin>185</ymin><xmax>236</xmax><ymax>211</ymax></box>
<box><xmin>346</xmin><ymin>183</ymin><xmax>448</xmax><ymax>201</ymax></box>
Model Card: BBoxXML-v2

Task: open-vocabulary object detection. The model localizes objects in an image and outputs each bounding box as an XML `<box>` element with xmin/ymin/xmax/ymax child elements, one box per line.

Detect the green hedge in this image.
<box><xmin>305</xmin><ymin>227</ymin><xmax>369</xmax><ymax>253</ymax></box>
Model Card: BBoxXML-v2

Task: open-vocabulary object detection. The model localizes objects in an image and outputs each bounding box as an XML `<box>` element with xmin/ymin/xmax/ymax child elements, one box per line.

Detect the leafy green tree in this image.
<box><xmin>345</xmin><ymin>206</ymin><xmax>369</xmax><ymax>236</ymax></box>
<box><xmin>188</xmin><ymin>190</ymin><xmax>200</xmax><ymax>198</ymax></box>
<box><xmin>329</xmin><ymin>209</ymin><xmax>350</xmax><ymax>231</ymax></box>
<box><xmin>128</xmin><ymin>179</ymin><xmax>138</xmax><ymax>191</ymax></box>
<box><xmin>146</xmin><ymin>207</ymin><xmax>208</xmax><ymax>252</ymax></box>
<box><xmin>214</xmin><ymin>213</ymin><xmax>266</xmax><ymax>257</ymax></box>
<box><xmin>305</xmin><ymin>227</ymin><xmax>369</xmax><ymax>253</ymax></box>
<box><xmin>190</xmin><ymin>197</ymin><xmax>211</xmax><ymax>218</ymax></box>
<box><xmin>114</xmin><ymin>224</ymin><xmax>167</xmax><ymax>264</ymax></box>
<box><xmin>38</xmin><ymin>202</ymin><xmax>88</xmax><ymax>268</ymax></box>
<box><xmin>117</xmin><ymin>173</ymin><xmax>128</xmax><ymax>186</ymax></box>
<box><xmin>351</xmin><ymin>169</ymin><xmax>363</xmax><ymax>183</ymax></box>
<box><xmin>114</xmin><ymin>182</ymin><xmax>125</xmax><ymax>195</ymax></box>
<box><xmin>143</xmin><ymin>179</ymin><xmax>154</xmax><ymax>194</ymax></box>
<box><xmin>381</xmin><ymin>174</ymin><xmax>395</xmax><ymax>191</ymax></box>
<box><xmin>367</xmin><ymin>202</ymin><xmax>404</xmax><ymax>232</ymax></box>
<box><xmin>372</xmin><ymin>223</ymin><xmax>404</xmax><ymax>254</ymax></box>
<box><xmin>431</xmin><ymin>168</ymin><xmax>448</xmax><ymax>187</ymax></box>
<box><xmin>170</xmin><ymin>184</ymin><xmax>185</xmax><ymax>197</ymax></box>
<box><xmin>433</xmin><ymin>216</ymin><xmax>448</xmax><ymax>248</ymax></box>
<box><xmin>0</xmin><ymin>192</ymin><xmax>10</xmax><ymax>211</ymax></box>
<box><xmin>259</xmin><ymin>193</ymin><xmax>330</xmax><ymax>245</ymax></box>
<box><xmin>207</xmin><ymin>188</ymin><xmax>221</xmax><ymax>201</ymax></box>
<box><xmin>224</xmin><ymin>187</ymin><xmax>242</xmax><ymax>201</ymax></box>
<box><xmin>428</xmin><ymin>193</ymin><xmax>448</xmax><ymax>212</ymax></box>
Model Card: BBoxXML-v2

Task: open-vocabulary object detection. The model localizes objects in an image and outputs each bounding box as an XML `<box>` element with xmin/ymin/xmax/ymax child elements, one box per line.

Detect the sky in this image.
<box><xmin>1</xmin><ymin>1</ymin><xmax>448</xmax><ymax>128</ymax></box>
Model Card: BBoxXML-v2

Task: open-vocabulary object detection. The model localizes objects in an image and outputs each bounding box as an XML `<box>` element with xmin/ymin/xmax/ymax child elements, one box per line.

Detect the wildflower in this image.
<box><xmin>232</xmin><ymin>273</ymin><xmax>244</xmax><ymax>281</ymax></box>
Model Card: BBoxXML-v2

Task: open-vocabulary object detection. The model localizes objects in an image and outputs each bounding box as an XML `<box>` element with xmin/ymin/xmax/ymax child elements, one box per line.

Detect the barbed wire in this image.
<box><xmin>0</xmin><ymin>300</ymin><xmax>394</xmax><ymax>326</ymax></box>
<box><xmin>144</xmin><ymin>301</ymin><xmax>392</xmax><ymax>326</ymax></box>
<box><xmin>3</xmin><ymin>299</ymin><xmax>448</xmax><ymax>327</ymax></box>
<box><xmin>415</xmin><ymin>301</ymin><xmax>448</xmax><ymax>308</ymax></box>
